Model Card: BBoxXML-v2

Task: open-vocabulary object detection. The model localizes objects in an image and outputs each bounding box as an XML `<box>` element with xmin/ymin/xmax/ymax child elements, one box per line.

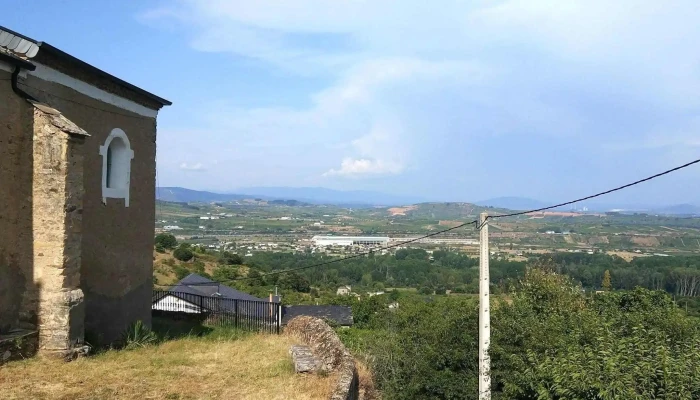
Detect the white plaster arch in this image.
<box><xmin>99</xmin><ymin>128</ymin><xmax>134</xmax><ymax>207</ymax></box>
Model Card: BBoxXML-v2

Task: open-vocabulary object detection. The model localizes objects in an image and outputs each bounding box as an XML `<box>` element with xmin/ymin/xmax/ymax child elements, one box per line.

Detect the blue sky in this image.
<box><xmin>4</xmin><ymin>1</ymin><xmax>700</xmax><ymax>205</ymax></box>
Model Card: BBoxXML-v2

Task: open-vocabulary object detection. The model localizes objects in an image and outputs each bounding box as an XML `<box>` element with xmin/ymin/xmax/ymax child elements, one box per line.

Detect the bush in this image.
<box><xmin>173</xmin><ymin>246</ymin><xmax>194</xmax><ymax>262</ymax></box>
<box><xmin>347</xmin><ymin>269</ymin><xmax>700</xmax><ymax>399</ymax></box>
<box><xmin>154</xmin><ymin>233</ymin><xmax>177</xmax><ymax>249</ymax></box>
<box><xmin>121</xmin><ymin>320</ymin><xmax>158</xmax><ymax>350</ymax></box>
<box><xmin>220</xmin><ymin>251</ymin><xmax>243</xmax><ymax>265</ymax></box>
<box><xmin>278</xmin><ymin>272</ymin><xmax>310</xmax><ymax>293</ymax></box>
<box><xmin>247</xmin><ymin>269</ymin><xmax>265</xmax><ymax>286</ymax></box>
<box><xmin>212</xmin><ymin>265</ymin><xmax>239</xmax><ymax>282</ymax></box>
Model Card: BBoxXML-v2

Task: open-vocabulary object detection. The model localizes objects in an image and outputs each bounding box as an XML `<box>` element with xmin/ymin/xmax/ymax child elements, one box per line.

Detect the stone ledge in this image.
<box><xmin>289</xmin><ymin>344</ymin><xmax>321</xmax><ymax>373</ymax></box>
<box><xmin>285</xmin><ymin>316</ymin><xmax>360</xmax><ymax>400</ymax></box>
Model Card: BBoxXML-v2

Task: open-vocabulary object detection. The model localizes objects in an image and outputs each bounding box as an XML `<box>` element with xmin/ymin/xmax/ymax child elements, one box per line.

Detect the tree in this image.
<box><xmin>279</xmin><ymin>272</ymin><xmax>310</xmax><ymax>293</ymax></box>
<box><xmin>220</xmin><ymin>251</ymin><xmax>243</xmax><ymax>265</ymax></box>
<box><xmin>247</xmin><ymin>269</ymin><xmax>265</xmax><ymax>286</ymax></box>
<box><xmin>154</xmin><ymin>233</ymin><xmax>177</xmax><ymax>250</ymax></box>
<box><xmin>173</xmin><ymin>265</ymin><xmax>190</xmax><ymax>280</ymax></box>
<box><xmin>212</xmin><ymin>265</ymin><xmax>238</xmax><ymax>282</ymax></box>
<box><xmin>173</xmin><ymin>246</ymin><xmax>194</xmax><ymax>262</ymax></box>
<box><xmin>602</xmin><ymin>269</ymin><xmax>612</xmax><ymax>291</ymax></box>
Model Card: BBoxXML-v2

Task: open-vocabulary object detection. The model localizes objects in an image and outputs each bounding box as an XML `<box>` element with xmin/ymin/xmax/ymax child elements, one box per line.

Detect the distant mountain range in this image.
<box><xmin>156</xmin><ymin>188</ymin><xmax>699</xmax><ymax>214</ymax></box>
<box><xmin>475</xmin><ymin>197</ymin><xmax>550</xmax><ymax>211</ymax></box>
<box><xmin>157</xmin><ymin>187</ymin><xmax>425</xmax><ymax>206</ymax></box>
<box><xmin>477</xmin><ymin>196</ymin><xmax>700</xmax><ymax>215</ymax></box>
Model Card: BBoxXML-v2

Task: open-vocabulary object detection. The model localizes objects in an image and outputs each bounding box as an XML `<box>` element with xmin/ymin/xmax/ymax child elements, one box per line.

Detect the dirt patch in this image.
<box><xmin>632</xmin><ymin>236</ymin><xmax>661</xmax><ymax>247</ymax></box>
<box><xmin>438</xmin><ymin>220</ymin><xmax>463</xmax><ymax>228</ymax></box>
<box><xmin>388</xmin><ymin>205</ymin><xmax>417</xmax><ymax>216</ymax></box>
<box><xmin>607</xmin><ymin>251</ymin><xmax>650</xmax><ymax>262</ymax></box>
<box><xmin>327</xmin><ymin>226</ymin><xmax>363</xmax><ymax>234</ymax></box>
<box><xmin>587</xmin><ymin>236</ymin><xmax>610</xmax><ymax>245</ymax></box>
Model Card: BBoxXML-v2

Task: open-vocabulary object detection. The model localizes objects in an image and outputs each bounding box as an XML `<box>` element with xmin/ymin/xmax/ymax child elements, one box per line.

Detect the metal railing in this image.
<box><xmin>152</xmin><ymin>290</ymin><xmax>281</xmax><ymax>334</ymax></box>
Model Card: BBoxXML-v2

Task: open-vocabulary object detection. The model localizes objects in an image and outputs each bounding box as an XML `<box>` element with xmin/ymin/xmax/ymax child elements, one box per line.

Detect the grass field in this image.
<box><xmin>0</xmin><ymin>332</ymin><xmax>335</xmax><ymax>400</ymax></box>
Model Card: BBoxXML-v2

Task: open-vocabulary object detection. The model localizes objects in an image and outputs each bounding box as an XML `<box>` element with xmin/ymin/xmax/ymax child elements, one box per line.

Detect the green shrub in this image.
<box><xmin>154</xmin><ymin>233</ymin><xmax>177</xmax><ymax>250</ymax></box>
<box><xmin>173</xmin><ymin>246</ymin><xmax>194</xmax><ymax>262</ymax></box>
<box><xmin>173</xmin><ymin>265</ymin><xmax>190</xmax><ymax>280</ymax></box>
<box><xmin>121</xmin><ymin>320</ymin><xmax>158</xmax><ymax>350</ymax></box>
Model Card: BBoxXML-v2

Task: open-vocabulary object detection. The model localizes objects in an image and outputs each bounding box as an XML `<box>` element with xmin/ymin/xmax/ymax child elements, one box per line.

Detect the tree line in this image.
<box><xmin>338</xmin><ymin>269</ymin><xmax>700</xmax><ymax>399</ymax></box>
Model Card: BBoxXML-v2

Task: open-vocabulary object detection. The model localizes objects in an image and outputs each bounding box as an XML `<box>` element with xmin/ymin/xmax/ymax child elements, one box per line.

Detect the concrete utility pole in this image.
<box><xmin>479</xmin><ymin>212</ymin><xmax>491</xmax><ymax>399</ymax></box>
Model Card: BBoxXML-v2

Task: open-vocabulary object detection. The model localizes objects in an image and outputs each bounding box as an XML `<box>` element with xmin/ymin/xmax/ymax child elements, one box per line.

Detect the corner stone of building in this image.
<box><xmin>38</xmin><ymin>288</ymin><xmax>87</xmax><ymax>357</ymax></box>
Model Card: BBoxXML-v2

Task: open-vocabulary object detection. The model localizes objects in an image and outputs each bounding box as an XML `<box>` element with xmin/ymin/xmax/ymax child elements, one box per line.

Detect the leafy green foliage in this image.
<box><xmin>173</xmin><ymin>265</ymin><xmax>190</xmax><ymax>280</ymax></box>
<box><xmin>121</xmin><ymin>320</ymin><xmax>158</xmax><ymax>350</ymax></box>
<box><xmin>343</xmin><ymin>268</ymin><xmax>700</xmax><ymax>399</ymax></box>
<box><xmin>212</xmin><ymin>265</ymin><xmax>239</xmax><ymax>282</ymax></box>
<box><xmin>277</xmin><ymin>272</ymin><xmax>310</xmax><ymax>293</ymax></box>
<box><xmin>173</xmin><ymin>245</ymin><xmax>194</xmax><ymax>262</ymax></box>
<box><xmin>246</xmin><ymin>269</ymin><xmax>265</xmax><ymax>286</ymax></box>
<box><xmin>154</xmin><ymin>233</ymin><xmax>177</xmax><ymax>250</ymax></box>
<box><xmin>602</xmin><ymin>269</ymin><xmax>612</xmax><ymax>291</ymax></box>
<box><xmin>219</xmin><ymin>251</ymin><xmax>243</xmax><ymax>265</ymax></box>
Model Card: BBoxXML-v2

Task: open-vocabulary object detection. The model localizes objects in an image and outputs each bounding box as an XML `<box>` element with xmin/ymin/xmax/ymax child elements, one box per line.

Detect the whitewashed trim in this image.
<box><xmin>100</xmin><ymin>128</ymin><xmax>134</xmax><ymax>207</ymax></box>
<box><xmin>29</xmin><ymin>63</ymin><xmax>158</xmax><ymax>118</ymax></box>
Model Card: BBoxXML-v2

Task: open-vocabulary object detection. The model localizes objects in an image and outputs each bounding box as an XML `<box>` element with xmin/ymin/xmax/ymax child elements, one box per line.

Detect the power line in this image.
<box><xmin>482</xmin><ymin>158</ymin><xmax>700</xmax><ymax>225</ymax></box>
<box><xmin>158</xmin><ymin>157</ymin><xmax>700</xmax><ymax>286</ymax></box>
<box><xmin>155</xmin><ymin>219</ymin><xmax>478</xmax><ymax>286</ymax></box>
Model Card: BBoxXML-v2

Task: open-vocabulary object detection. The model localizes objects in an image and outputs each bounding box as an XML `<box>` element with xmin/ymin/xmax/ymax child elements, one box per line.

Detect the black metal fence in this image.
<box><xmin>152</xmin><ymin>290</ymin><xmax>281</xmax><ymax>334</ymax></box>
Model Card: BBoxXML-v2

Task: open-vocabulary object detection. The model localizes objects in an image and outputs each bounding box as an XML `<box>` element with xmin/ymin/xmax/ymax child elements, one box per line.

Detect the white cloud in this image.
<box><xmin>179</xmin><ymin>162</ymin><xmax>206</xmax><ymax>171</ymax></box>
<box><xmin>145</xmin><ymin>0</ymin><xmax>700</xmax><ymax>200</ymax></box>
<box><xmin>323</xmin><ymin>158</ymin><xmax>404</xmax><ymax>178</ymax></box>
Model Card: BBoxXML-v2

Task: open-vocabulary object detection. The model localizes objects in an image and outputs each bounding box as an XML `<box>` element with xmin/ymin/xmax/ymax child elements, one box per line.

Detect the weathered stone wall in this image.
<box><xmin>0</xmin><ymin>68</ymin><xmax>35</xmax><ymax>333</ymax></box>
<box><xmin>286</xmin><ymin>316</ymin><xmax>360</xmax><ymax>400</ymax></box>
<box><xmin>21</xmin><ymin>73</ymin><xmax>158</xmax><ymax>346</ymax></box>
<box><xmin>31</xmin><ymin>104</ymin><xmax>88</xmax><ymax>353</ymax></box>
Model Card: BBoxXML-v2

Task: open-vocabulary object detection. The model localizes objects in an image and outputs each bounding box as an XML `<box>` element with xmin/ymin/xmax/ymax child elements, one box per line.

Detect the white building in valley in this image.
<box><xmin>312</xmin><ymin>235</ymin><xmax>390</xmax><ymax>247</ymax></box>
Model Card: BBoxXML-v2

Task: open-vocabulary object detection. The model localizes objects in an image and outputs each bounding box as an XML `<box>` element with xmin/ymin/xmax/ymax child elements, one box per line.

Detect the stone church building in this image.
<box><xmin>0</xmin><ymin>26</ymin><xmax>170</xmax><ymax>359</ymax></box>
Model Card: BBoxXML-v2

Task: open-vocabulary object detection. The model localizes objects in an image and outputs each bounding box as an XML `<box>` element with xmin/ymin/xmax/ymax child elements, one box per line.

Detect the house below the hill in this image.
<box><xmin>153</xmin><ymin>274</ymin><xmax>353</xmax><ymax>328</ymax></box>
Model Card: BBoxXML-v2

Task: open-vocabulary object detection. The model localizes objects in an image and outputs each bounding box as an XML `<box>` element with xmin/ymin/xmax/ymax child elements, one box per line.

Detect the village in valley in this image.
<box><xmin>3</xmin><ymin>2</ymin><xmax>700</xmax><ymax>399</ymax></box>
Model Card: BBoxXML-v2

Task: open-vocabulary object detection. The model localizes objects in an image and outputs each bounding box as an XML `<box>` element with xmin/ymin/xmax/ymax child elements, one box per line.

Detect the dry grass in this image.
<box><xmin>0</xmin><ymin>334</ymin><xmax>335</xmax><ymax>400</ymax></box>
<box><xmin>607</xmin><ymin>250</ymin><xmax>650</xmax><ymax>262</ymax></box>
<box><xmin>387</xmin><ymin>205</ymin><xmax>417</xmax><ymax>216</ymax></box>
<box><xmin>632</xmin><ymin>236</ymin><xmax>661</xmax><ymax>247</ymax></box>
<box><xmin>355</xmin><ymin>359</ymin><xmax>379</xmax><ymax>400</ymax></box>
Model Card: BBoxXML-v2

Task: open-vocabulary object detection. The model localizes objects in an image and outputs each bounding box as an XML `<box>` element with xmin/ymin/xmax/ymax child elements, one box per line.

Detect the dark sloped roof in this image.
<box><xmin>0</xmin><ymin>25</ymin><xmax>171</xmax><ymax>107</ymax></box>
<box><xmin>282</xmin><ymin>305</ymin><xmax>353</xmax><ymax>326</ymax></box>
<box><xmin>173</xmin><ymin>273</ymin><xmax>265</xmax><ymax>302</ymax></box>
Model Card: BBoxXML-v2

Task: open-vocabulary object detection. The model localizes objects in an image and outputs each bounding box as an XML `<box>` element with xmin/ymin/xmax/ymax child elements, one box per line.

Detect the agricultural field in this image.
<box><xmin>155</xmin><ymin>199</ymin><xmax>700</xmax><ymax>258</ymax></box>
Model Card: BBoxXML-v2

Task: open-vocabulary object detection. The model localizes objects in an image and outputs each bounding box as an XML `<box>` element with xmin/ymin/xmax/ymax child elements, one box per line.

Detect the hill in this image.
<box><xmin>158</xmin><ymin>186</ymin><xmax>425</xmax><ymax>206</ymax></box>
<box><xmin>653</xmin><ymin>203</ymin><xmax>700</xmax><ymax>216</ymax></box>
<box><xmin>234</xmin><ymin>186</ymin><xmax>425</xmax><ymax>206</ymax></box>
<box><xmin>475</xmin><ymin>196</ymin><xmax>549</xmax><ymax>211</ymax></box>
<box><xmin>157</xmin><ymin>187</ymin><xmax>252</xmax><ymax>203</ymax></box>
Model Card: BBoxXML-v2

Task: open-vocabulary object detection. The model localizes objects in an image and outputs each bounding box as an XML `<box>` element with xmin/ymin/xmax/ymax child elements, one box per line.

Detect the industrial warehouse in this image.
<box><xmin>311</xmin><ymin>235</ymin><xmax>479</xmax><ymax>247</ymax></box>
<box><xmin>311</xmin><ymin>235</ymin><xmax>390</xmax><ymax>247</ymax></box>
